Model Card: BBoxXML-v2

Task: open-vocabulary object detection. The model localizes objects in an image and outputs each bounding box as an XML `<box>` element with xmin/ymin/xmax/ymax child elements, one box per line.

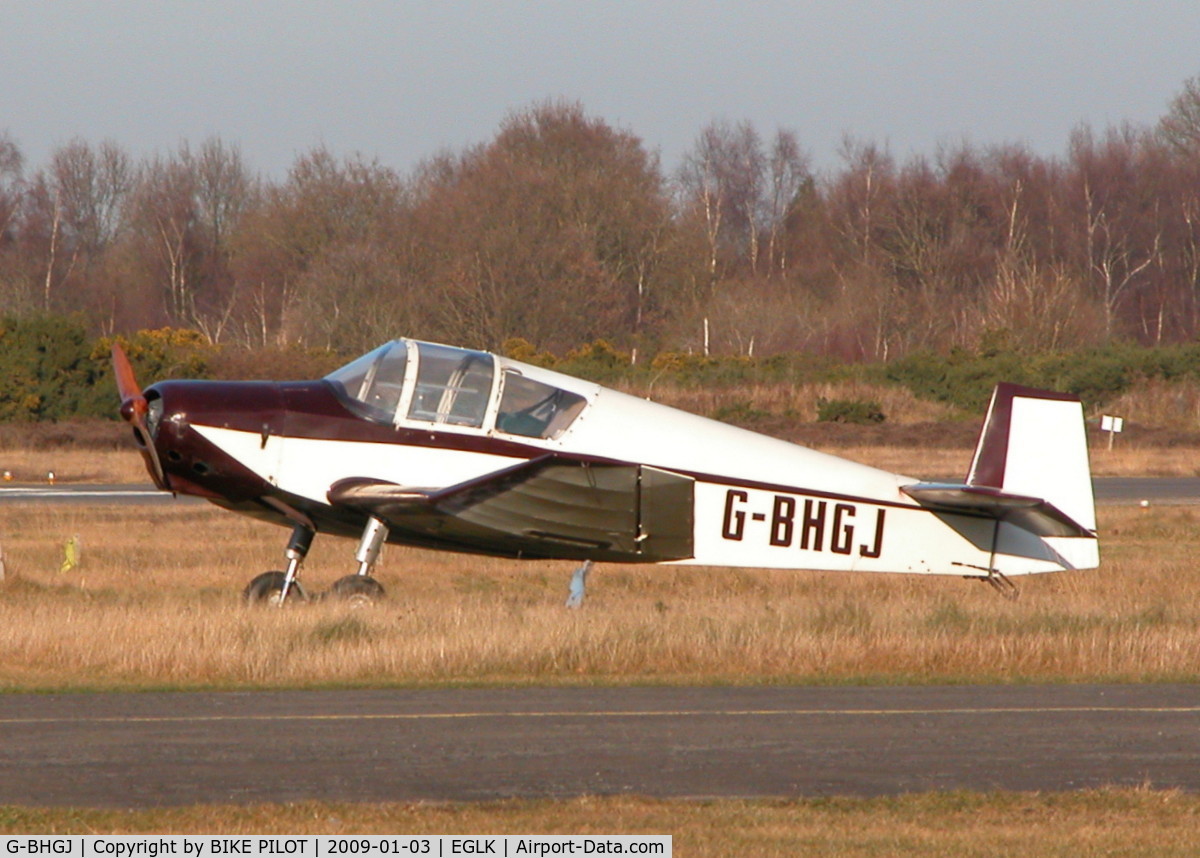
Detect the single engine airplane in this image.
<box><xmin>113</xmin><ymin>338</ymin><xmax>1098</xmax><ymax>605</ymax></box>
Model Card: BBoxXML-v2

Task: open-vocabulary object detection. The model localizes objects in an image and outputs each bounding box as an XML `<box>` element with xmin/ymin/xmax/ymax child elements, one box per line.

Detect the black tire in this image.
<box><xmin>243</xmin><ymin>570</ymin><xmax>307</xmax><ymax>605</ymax></box>
<box><xmin>329</xmin><ymin>574</ymin><xmax>386</xmax><ymax>605</ymax></box>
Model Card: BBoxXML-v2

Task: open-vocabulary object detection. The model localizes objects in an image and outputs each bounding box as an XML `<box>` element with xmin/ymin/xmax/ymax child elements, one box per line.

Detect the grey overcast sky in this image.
<box><xmin>3</xmin><ymin>1</ymin><xmax>1199</xmax><ymax>178</ymax></box>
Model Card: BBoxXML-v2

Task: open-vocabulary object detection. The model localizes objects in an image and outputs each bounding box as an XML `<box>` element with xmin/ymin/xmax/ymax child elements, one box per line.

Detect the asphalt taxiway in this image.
<box><xmin>0</xmin><ymin>685</ymin><xmax>1197</xmax><ymax>806</ymax></box>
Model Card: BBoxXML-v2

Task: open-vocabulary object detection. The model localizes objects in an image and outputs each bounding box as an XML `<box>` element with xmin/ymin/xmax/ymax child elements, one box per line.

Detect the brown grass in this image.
<box><xmin>0</xmin><ymin>448</ymin><xmax>149</xmax><ymax>484</ymax></box>
<box><xmin>633</xmin><ymin>380</ymin><xmax>961</xmax><ymax>425</ymax></box>
<box><xmin>836</xmin><ymin>443</ymin><xmax>1200</xmax><ymax>477</ymax></box>
<box><xmin>1108</xmin><ymin>377</ymin><xmax>1200</xmax><ymax>431</ymax></box>
<box><xmin>3</xmin><ymin>791</ymin><xmax>1199</xmax><ymax>855</ymax></box>
<box><xmin>0</xmin><ymin>503</ymin><xmax>1197</xmax><ymax>690</ymax></box>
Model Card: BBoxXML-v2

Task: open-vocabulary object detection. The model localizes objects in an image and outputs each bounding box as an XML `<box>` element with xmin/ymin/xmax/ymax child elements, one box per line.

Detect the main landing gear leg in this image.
<box><xmin>330</xmin><ymin>516</ymin><xmax>388</xmax><ymax>604</ymax></box>
<box><xmin>243</xmin><ymin>524</ymin><xmax>313</xmax><ymax>605</ymax></box>
<box><xmin>279</xmin><ymin>525</ymin><xmax>313</xmax><ymax>604</ymax></box>
<box><xmin>565</xmin><ymin>560</ymin><xmax>593</xmax><ymax>608</ymax></box>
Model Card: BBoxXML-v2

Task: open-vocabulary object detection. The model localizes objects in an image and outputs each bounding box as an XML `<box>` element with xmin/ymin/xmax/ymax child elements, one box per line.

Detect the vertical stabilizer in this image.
<box><xmin>967</xmin><ymin>383</ymin><xmax>1096</xmax><ymax>533</ymax></box>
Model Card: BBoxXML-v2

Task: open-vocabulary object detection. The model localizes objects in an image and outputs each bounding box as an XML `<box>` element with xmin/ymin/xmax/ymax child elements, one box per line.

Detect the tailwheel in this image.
<box><xmin>329</xmin><ymin>574</ymin><xmax>385</xmax><ymax>606</ymax></box>
<box><xmin>243</xmin><ymin>571</ymin><xmax>308</xmax><ymax>605</ymax></box>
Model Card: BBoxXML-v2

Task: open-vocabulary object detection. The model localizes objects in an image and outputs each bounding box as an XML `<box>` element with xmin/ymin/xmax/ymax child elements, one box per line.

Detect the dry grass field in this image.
<box><xmin>0</xmin><ymin>501</ymin><xmax>1196</xmax><ymax>689</ymax></box>
<box><xmin>1</xmin><ymin>791</ymin><xmax>1199</xmax><ymax>856</ymax></box>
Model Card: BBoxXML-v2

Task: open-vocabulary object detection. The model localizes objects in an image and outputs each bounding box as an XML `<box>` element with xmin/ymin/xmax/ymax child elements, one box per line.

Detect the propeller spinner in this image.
<box><xmin>112</xmin><ymin>343</ymin><xmax>169</xmax><ymax>491</ymax></box>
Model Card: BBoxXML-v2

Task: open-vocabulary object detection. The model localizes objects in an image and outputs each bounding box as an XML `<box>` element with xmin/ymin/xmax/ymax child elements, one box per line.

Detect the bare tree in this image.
<box><xmin>132</xmin><ymin>151</ymin><xmax>201</xmax><ymax>324</ymax></box>
<box><xmin>16</xmin><ymin>139</ymin><xmax>134</xmax><ymax>313</ymax></box>
<box><xmin>828</xmin><ymin>136</ymin><xmax>896</xmax><ymax>265</ymax></box>
<box><xmin>410</xmin><ymin>100</ymin><xmax>682</xmax><ymax>351</ymax></box>
<box><xmin>1085</xmin><ymin>185</ymin><xmax>1162</xmax><ymax>338</ymax></box>
<box><xmin>764</xmin><ymin>129</ymin><xmax>811</xmax><ymax>277</ymax></box>
<box><xmin>678</xmin><ymin>120</ymin><xmax>767</xmax><ymax>279</ymax></box>
<box><xmin>1158</xmin><ymin>73</ymin><xmax>1200</xmax><ymax>158</ymax></box>
<box><xmin>48</xmin><ymin>138</ymin><xmax>132</xmax><ymax>256</ymax></box>
<box><xmin>0</xmin><ymin>132</ymin><xmax>21</xmax><ymax>244</ymax></box>
<box><xmin>1071</xmin><ymin>126</ymin><xmax>1165</xmax><ymax>338</ymax></box>
<box><xmin>231</xmin><ymin>146</ymin><xmax>409</xmax><ymax>349</ymax></box>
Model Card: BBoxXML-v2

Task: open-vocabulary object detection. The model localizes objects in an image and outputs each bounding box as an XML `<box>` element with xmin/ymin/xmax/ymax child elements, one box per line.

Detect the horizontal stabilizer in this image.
<box><xmin>901</xmin><ymin>482</ymin><xmax>1094</xmax><ymax>538</ymax></box>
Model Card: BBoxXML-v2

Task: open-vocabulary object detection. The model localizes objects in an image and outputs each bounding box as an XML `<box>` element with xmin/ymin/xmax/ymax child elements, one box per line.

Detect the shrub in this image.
<box><xmin>712</xmin><ymin>400</ymin><xmax>773</xmax><ymax>424</ymax></box>
<box><xmin>816</xmin><ymin>397</ymin><xmax>886</xmax><ymax>424</ymax></box>
<box><xmin>0</xmin><ymin>315</ymin><xmax>106</xmax><ymax>421</ymax></box>
<box><xmin>95</xmin><ymin>327</ymin><xmax>215</xmax><ymax>380</ymax></box>
<box><xmin>500</xmin><ymin>337</ymin><xmax>557</xmax><ymax>367</ymax></box>
<box><xmin>556</xmin><ymin>339</ymin><xmax>632</xmax><ymax>381</ymax></box>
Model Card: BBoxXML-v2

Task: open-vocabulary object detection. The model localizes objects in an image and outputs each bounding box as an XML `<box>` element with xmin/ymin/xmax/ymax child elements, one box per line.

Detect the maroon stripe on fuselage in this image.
<box><xmin>149</xmin><ymin>379</ymin><xmax>556</xmax><ymax>457</ymax></box>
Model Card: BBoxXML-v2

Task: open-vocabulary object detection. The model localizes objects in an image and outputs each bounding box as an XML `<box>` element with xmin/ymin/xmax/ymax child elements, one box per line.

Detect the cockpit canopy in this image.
<box><xmin>325</xmin><ymin>339</ymin><xmax>588</xmax><ymax>440</ymax></box>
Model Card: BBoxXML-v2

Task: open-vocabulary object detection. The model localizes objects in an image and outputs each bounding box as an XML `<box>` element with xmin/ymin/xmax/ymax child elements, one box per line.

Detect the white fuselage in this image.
<box><xmin>192</xmin><ymin>353</ymin><xmax>1095</xmax><ymax>578</ymax></box>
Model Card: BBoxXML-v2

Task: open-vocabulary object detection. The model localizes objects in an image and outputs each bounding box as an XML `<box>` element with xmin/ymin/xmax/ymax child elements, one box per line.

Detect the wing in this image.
<box><xmin>328</xmin><ymin>454</ymin><xmax>694</xmax><ymax>562</ymax></box>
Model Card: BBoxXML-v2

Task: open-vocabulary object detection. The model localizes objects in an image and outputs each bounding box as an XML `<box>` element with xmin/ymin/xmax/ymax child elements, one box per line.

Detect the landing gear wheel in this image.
<box><xmin>329</xmin><ymin>574</ymin><xmax>385</xmax><ymax>606</ymax></box>
<box><xmin>243</xmin><ymin>571</ymin><xmax>308</xmax><ymax>605</ymax></box>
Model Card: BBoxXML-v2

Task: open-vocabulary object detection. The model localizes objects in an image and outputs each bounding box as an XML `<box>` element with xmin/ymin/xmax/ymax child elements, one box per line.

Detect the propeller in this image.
<box><xmin>112</xmin><ymin>342</ymin><xmax>169</xmax><ymax>491</ymax></box>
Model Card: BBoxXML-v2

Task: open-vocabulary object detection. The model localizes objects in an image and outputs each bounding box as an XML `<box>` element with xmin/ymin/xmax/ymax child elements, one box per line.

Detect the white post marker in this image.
<box><xmin>1100</xmin><ymin>414</ymin><xmax>1124</xmax><ymax>450</ymax></box>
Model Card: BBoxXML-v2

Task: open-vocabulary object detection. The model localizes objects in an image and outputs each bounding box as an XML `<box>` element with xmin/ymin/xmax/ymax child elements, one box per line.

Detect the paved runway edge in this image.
<box><xmin>1</xmin><ymin>685</ymin><xmax>1197</xmax><ymax>806</ymax></box>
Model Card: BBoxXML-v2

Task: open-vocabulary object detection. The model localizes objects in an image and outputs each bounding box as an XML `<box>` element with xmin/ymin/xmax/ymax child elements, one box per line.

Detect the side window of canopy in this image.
<box><xmin>407</xmin><ymin>343</ymin><xmax>494</xmax><ymax>428</ymax></box>
<box><xmin>324</xmin><ymin>340</ymin><xmax>409</xmax><ymax>423</ymax></box>
<box><xmin>496</xmin><ymin>370</ymin><xmax>587</xmax><ymax>439</ymax></box>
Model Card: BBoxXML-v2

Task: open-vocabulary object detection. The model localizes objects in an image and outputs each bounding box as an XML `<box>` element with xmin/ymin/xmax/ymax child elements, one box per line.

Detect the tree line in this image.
<box><xmin>3</xmin><ymin>76</ymin><xmax>1200</xmax><ymax>361</ymax></box>
<box><xmin>10</xmin><ymin>311</ymin><xmax>1200</xmax><ymax>426</ymax></box>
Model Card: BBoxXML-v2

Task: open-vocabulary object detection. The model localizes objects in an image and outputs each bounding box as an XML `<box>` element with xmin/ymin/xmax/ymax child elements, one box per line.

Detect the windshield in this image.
<box><xmin>324</xmin><ymin>340</ymin><xmax>409</xmax><ymax>422</ymax></box>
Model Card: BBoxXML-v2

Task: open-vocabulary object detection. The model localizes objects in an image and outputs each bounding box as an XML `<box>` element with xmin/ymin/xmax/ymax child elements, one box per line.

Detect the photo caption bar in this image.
<box><xmin>0</xmin><ymin>837</ymin><xmax>670</xmax><ymax>858</ymax></box>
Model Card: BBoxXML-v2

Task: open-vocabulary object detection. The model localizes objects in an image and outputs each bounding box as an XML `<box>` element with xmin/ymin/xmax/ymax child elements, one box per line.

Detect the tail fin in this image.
<box><xmin>901</xmin><ymin>383</ymin><xmax>1099</xmax><ymax>574</ymax></box>
<box><xmin>968</xmin><ymin>383</ymin><xmax>1096</xmax><ymax>534</ymax></box>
